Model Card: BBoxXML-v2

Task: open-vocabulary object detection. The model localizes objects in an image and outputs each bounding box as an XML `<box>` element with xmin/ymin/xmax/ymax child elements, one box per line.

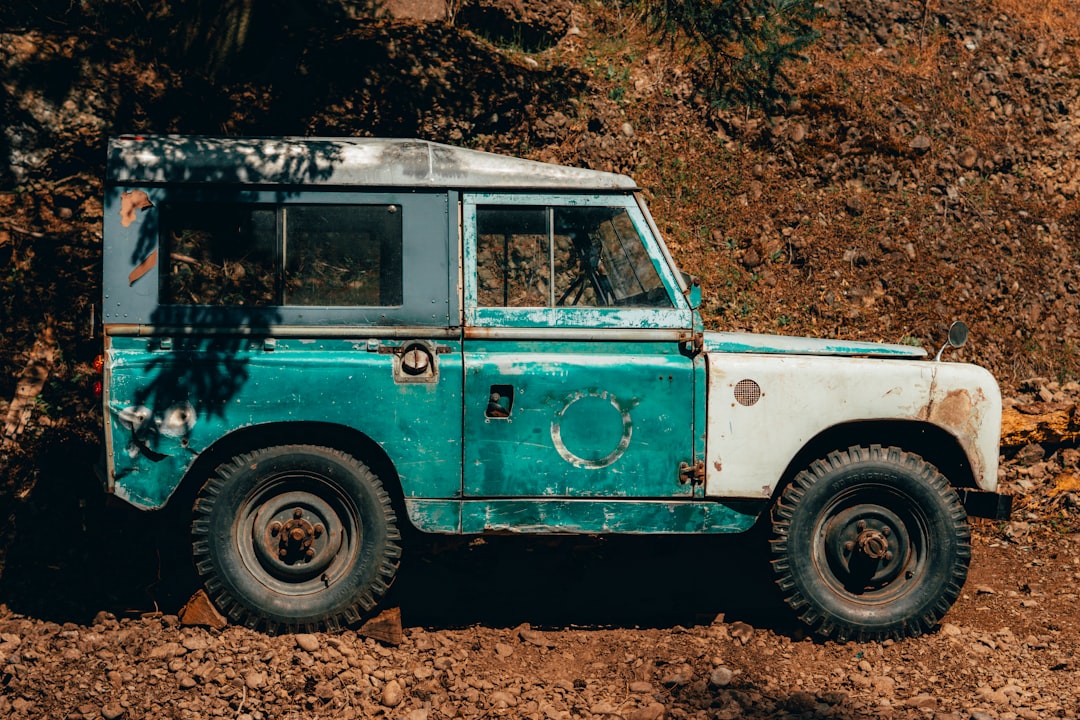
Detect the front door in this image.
<box><xmin>462</xmin><ymin>193</ymin><xmax>696</xmax><ymax>499</ymax></box>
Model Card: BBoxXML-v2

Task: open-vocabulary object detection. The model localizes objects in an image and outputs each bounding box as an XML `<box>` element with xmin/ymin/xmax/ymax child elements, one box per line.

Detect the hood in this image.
<box><xmin>702</xmin><ymin>331</ymin><xmax>928</xmax><ymax>359</ymax></box>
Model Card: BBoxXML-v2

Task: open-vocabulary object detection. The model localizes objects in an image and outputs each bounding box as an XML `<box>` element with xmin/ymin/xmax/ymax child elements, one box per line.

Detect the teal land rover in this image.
<box><xmin>103</xmin><ymin>136</ymin><xmax>1008</xmax><ymax>639</ymax></box>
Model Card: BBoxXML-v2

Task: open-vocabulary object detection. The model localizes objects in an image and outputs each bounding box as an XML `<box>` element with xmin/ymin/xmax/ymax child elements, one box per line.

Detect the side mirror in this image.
<box><xmin>935</xmin><ymin>321</ymin><xmax>968</xmax><ymax>362</ymax></box>
<box><xmin>682</xmin><ymin>273</ymin><xmax>701</xmax><ymax>309</ymax></box>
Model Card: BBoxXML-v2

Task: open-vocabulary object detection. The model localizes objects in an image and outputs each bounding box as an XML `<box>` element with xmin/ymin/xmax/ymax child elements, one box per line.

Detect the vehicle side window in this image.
<box><xmin>160</xmin><ymin>203</ymin><xmax>403</xmax><ymax>307</ymax></box>
<box><xmin>475</xmin><ymin>205</ymin><xmax>671</xmax><ymax>308</ymax></box>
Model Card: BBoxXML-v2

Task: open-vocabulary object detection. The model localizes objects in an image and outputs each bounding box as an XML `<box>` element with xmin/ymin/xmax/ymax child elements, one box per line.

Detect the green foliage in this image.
<box><xmin>640</xmin><ymin>0</ymin><xmax>821</xmax><ymax>110</ymax></box>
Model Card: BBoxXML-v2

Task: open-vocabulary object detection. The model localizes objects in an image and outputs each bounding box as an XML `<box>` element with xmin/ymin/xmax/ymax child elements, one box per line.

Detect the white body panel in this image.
<box><xmin>704</xmin><ymin>353</ymin><xmax>1002</xmax><ymax>498</ymax></box>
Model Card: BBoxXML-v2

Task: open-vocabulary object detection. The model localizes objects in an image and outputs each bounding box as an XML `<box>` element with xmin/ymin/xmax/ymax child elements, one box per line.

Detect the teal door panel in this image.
<box><xmin>463</xmin><ymin>341</ymin><xmax>694</xmax><ymax>498</ymax></box>
<box><xmin>105</xmin><ymin>336</ymin><xmax>463</xmax><ymax>509</ymax></box>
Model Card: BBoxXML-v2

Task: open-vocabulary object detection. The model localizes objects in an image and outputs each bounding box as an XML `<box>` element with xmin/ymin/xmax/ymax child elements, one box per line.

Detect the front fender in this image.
<box><xmin>703</xmin><ymin>353</ymin><xmax>1001</xmax><ymax>498</ymax></box>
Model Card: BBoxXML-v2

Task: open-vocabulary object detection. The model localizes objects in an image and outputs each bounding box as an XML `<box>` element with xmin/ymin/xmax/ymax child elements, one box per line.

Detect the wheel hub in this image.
<box><xmin>269</xmin><ymin>508</ymin><xmax>325</xmax><ymax>562</ymax></box>
<box><xmin>855</xmin><ymin>526</ymin><xmax>891</xmax><ymax>560</ymax></box>
<box><xmin>823</xmin><ymin>505</ymin><xmax>911</xmax><ymax>594</ymax></box>
<box><xmin>250</xmin><ymin>491</ymin><xmax>347</xmax><ymax>581</ymax></box>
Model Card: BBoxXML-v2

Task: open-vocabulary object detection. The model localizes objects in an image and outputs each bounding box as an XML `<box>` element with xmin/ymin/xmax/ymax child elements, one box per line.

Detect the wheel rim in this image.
<box><xmin>235</xmin><ymin>472</ymin><xmax>361</xmax><ymax>596</ymax></box>
<box><xmin>813</xmin><ymin>485</ymin><xmax>928</xmax><ymax>604</ymax></box>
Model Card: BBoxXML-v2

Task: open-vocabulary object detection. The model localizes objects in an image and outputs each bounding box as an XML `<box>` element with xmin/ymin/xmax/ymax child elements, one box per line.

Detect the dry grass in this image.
<box><xmin>994</xmin><ymin>0</ymin><xmax>1080</xmax><ymax>42</ymax></box>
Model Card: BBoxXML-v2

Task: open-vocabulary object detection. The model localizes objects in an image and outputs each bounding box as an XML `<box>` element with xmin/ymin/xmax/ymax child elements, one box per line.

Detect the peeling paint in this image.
<box><xmin>704</xmin><ymin>353</ymin><xmax>1001</xmax><ymax>498</ymax></box>
<box><xmin>550</xmin><ymin>390</ymin><xmax>633</xmax><ymax>469</ymax></box>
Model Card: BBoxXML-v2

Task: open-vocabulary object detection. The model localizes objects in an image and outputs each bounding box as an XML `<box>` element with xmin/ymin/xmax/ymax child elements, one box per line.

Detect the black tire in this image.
<box><xmin>191</xmin><ymin>445</ymin><xmax>401</xmax><ymax>632</ymax></box>
<box><xmin>770</xmin><ymin>445</ymin><xmax>970</xmax><ymax>642</ymax></box>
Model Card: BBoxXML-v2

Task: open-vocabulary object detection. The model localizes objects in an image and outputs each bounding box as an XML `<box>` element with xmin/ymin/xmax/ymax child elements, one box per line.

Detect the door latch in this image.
<box><xmin>678</xmin><ymin>460</ymin><xmax>705</xmax><ymax>485</ymax></box>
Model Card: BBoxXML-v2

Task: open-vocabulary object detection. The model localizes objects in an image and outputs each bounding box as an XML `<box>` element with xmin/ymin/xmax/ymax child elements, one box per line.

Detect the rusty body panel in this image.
<box><xmin>102</xmin><ymin>134</ymin><xmax>1006</xmax><ymax>534</ymax></box>
<box><xmin>703</xmin><ymin>346</ymin><xmax>1001</xmax><ymax>499</ymax></box>
<box><xmin>104</xmin><ymin>335</ymin><xmax>463</xmax><ymax>509</ymax></box>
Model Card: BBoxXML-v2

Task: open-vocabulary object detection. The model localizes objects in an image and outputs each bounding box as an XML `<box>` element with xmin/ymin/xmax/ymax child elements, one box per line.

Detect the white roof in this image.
<box><xmin>107</xmin><ymin>135</ymin><xmax>638</xmax><ymax>191</ymax></box>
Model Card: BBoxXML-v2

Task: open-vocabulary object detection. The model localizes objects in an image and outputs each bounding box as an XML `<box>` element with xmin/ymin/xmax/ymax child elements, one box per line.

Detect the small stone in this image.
<box><xmin>871</xmin><ymin>675</ymin><xmax>896</xmax><ymax>695</ymax></box>
<box><xmin>629</xmin><ymin>681</ymin><xmax>654</xmax><ymax>693</ymax></box>
<box><xmin>295</xmin><ymin>634</ymin><xmax>320</xmax><ymax>652</ymax></box>
<box><xmin>845</xmin><ymin>194</ymin><xmax>865</xmax><ymax>215</ymax></box>
<box><xmin>244</xmin><ymin>671</ymin><xmax>267</xmax><ymax>690</ymax></box>
<box><xmin>315</xmin><ymin>681</ymin><xmax>335</xmax><ymax>701</ymax></box>
<box><xmin>976</xmin><ymin>686</ymin><xmax>1009</xmax><ymax>705</ymax></box>
<box><xmin>1014</xmin><ymin>443</ymin><xmax>1045</xmax><ymax>466</ymax></box>
<box><xmin>628</xmin><ymin>702</ymin><xmax>666</xmax><ymax>720</ymax></box>
<box><xmin>101</xmin><ymin>702</ymin><xmax>125</xmax><ymax>720</ymax></box>
<box><xmin>495</xmin><ymin>642</ymin><xmax>514</xmax><ymax>657</ymax></box>
<box><xmin>179</xmin><ymin>675</ymin><xmax>198</xmax><ymax>689</ymax></box>
<box><xmin>729</xmin><ymin>622</ymin><xmax>754</xmax><ymax>645</ymax></box>
<box><xmin>941</xmin><ymin>623</ymin><xmax>962</xmax><ymax>637</ymax></box>
<box><xmin>789</xmin><ymin>123</ymin><xmax>807</xmax><ymax>142</ymax></box>
<box><xmin>148</xmin><ymin>642</ymin><xmax>185</xmax><ymax>660</ymax></box>
<box><xmin>382</xmin><ymin>679</ymin><xmax>404</xmax><ymax>708</ymax></box>
<box><xmin>958</xmin><ymin>146</ymin><xmax>979</xmax><ymax>169</ymax></box>
<box><xmin>621</xmin><ymin>122</ymin><xmax>635</xmax><ymax>138</ymax></box>
<box><xmin>910</xmin><ymin>134</ymin><xmax>932</xmax><ymax>152</ymax></box>
<box><xmin>490</xmin><ymin>690</ymin><xmax>518</xmax><ymax>707</ymax></box>
<box><xmin>907</xmin><ymin>694</ymin><xmax>937</xmax><ymax>709</ymax></box>
<box><xmin>181</xmin><ymin>635</ymin><xmax>209</xmax><ymax>651</ymax></box>
<box><xmin>709</xmin><ymin>667</ymin><xmax>733</xmax><ymax>687</ymax></box>
<box><xmin>660</xmin><ymin>663</ymin><xmax>693</xmax><ymax>687</ymax></box>
<box><xmin>516</xmin><ymin>624</ymin><xmax>556</xmax><ymax>648</ymax></box>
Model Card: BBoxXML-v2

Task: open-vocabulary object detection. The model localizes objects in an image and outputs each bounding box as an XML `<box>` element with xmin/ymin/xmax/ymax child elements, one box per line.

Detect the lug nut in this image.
<box><xmin>843</xmin><ymin>541</ymin><xmax>855</xmax><ymax>552</ymax></box>
<box><xmin>305</xmin><ymin>548</ymin><xmax>315</xmax><ymax>559</ymax></box>
<box><xmin>856</xmin><ymin>520</ymin><xmax>866</xmax><ymax>532</ymax></box>
<box><xmin>278</xmin><ymin>548</ymin><xmax>287</xmax><ymax>559</ymax></box>
<box><xmin>313</xmin><ymin>524</ymin><xmax>324</xmax><ymax>538</ymax></box>
<box><xmin>293</xmin><ymin>508</ymin><xmax>304</xmax><ymax>519</ymax></box>
<box><xmin>881</xmin><ymin>527</ymin><xmax>890</xmax><ymax>537</ymax></box>
<box><xmin>269</xmin><ymin>521</ymin><xmax>281</xmax><ymax>536</ymax></box>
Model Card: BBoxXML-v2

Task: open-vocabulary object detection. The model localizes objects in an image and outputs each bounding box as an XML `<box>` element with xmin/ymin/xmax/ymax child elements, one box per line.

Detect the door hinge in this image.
<box><xmin>682</xmin><ymin>332</ymin><xmax>704</xmax><ymax>357</ymax></box>
<box><xmin>678</xmin><ymin>460</ymin><xmax>705</xmax><ymax>485</ymax></box>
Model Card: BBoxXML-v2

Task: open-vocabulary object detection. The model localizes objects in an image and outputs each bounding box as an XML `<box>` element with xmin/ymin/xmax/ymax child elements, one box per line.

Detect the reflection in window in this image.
<box><xmin>161</xmin><ymin>204</ymin><xmax>277</xmax><ymax>306</ymax></box>
<box><xmin>476</xmin><ymin>205</ymin><xmax>671</xmax><ymax>308</ymax></box>
<box><xmin>285</xmin><ymin>205</ymin><xmax>402</xmax><ymax>306</ymax></box>
<box><xmin>160</xmin><ymin>203</ymin><xmax>403</xmax><ymax>307</ymax></box>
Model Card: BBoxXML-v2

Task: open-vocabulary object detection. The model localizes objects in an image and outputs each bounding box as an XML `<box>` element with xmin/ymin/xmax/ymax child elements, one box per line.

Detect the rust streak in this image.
<box><xmin>119</xmin><ymin>189</ymin><xmax>153</xmax><ymax>227</ymax></box>
<box><xmin>128</xmin><ymin>248</ymin><xmax>158</xmax><ymax>286</ymax></box>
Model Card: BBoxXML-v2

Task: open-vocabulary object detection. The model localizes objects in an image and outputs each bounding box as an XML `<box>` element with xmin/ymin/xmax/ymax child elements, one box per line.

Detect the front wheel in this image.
<box><xmin>770</xmin><ymin>445</ymin><xmax>970</xmax><ymax>641</ymax></box>
<box><xmin>191</xmin><ymin>445</ymin><xmax>401</xmax><ymax>632</ymax></box>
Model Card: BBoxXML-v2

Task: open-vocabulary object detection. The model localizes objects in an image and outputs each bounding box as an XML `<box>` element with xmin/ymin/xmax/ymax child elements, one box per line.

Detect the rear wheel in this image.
<box><xmin>770</xmin><ymin>445</ymin><xmax>970</xmax><ymax>641</ymax></box>
<box><xmin>191</xmin><ymin>445</ymin><xmax>400</xmax><ymax>632</ymax></box>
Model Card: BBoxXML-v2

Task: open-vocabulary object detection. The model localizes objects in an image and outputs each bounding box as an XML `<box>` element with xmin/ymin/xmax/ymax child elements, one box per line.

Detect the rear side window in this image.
<box><xmin>160</xmin><ymin>203</ymin><xmax>403</xmax><ymax>307</ymax></box>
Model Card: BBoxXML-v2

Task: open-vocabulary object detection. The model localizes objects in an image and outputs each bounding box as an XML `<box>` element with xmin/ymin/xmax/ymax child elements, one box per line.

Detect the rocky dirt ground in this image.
<box><xmin>3</xmin><ymin>0</ymin><xmax>1080</xmax><ymax>718</ymax></box>
<box><xmin>0</xmin><ymin>514</ymin><xmax>1077</xmax><ymax>720</ymax></box>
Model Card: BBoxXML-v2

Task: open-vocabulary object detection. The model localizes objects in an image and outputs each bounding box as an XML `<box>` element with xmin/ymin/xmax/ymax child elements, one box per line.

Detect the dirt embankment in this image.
<box><xmin>1</xmin><ymin>2</ymin><xmax>1080</xmax><ymax>719</ymax></box>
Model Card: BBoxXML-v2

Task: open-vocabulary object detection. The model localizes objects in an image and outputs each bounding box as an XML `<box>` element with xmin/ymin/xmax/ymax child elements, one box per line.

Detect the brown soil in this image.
<box><xmin>2</xmin><ymin>1</ymin><xmax>1080</xmax><ymax>718</ymax></box>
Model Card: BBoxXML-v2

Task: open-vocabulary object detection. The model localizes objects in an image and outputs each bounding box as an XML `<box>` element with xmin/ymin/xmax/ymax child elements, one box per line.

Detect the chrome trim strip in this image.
<box><xmin>464</xmin><ymin>326</ymin><xmax>692</xmax><ymax>342</ymax></box>
<box><xmin>104</xmin><ymin>324</ymin><xmax>462</xmax><ymax>339</ymax></box>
